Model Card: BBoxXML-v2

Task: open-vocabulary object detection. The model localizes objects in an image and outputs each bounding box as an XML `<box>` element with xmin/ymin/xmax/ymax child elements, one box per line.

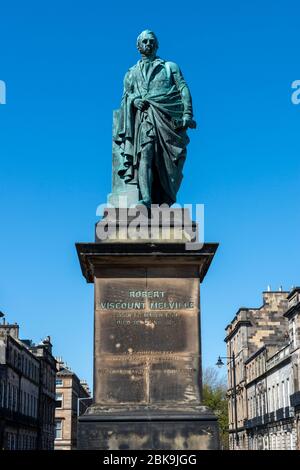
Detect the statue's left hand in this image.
<box><xmin>183</xmin><ymin>117</ymin><xmax>197</xmax><ymax>129</ymax></box>
<box><xmin>133</xmin><ymin>98</ymin><xmax>149</xmax><ymax>112</ymax></box>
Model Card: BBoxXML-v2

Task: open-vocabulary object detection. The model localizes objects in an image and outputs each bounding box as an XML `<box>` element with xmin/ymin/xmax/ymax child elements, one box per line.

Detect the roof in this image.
<box><xmin>57</xmin><ymin>367</ymin><xmax>74</xmax><ymax>376</ymax></box>
<box><xmin>287</xmin><ymin>287</ymin><xmax>300</xmax><ymax>300</ymax></box>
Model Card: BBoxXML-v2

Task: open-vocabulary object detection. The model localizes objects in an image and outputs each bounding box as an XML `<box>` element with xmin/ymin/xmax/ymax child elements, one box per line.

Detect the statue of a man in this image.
<box><xmin>114</xmin><ymin>30</ymin><xmax>196</xmax><ymax>207</ymax></box>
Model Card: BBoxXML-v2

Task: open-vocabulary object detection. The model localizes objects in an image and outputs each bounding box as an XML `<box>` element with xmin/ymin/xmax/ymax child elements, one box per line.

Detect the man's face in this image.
<box><xmin>139</xmin><ymin>34</ymin><xmax>156</xmax><ymax>56</ymax></box>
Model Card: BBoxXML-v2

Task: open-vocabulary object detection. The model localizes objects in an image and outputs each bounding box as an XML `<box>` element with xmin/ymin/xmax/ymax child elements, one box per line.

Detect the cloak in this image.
<box><xmin>114</xmin><ymin>58</ymin><xmax>190</xmax><ymax>205</ymax></box>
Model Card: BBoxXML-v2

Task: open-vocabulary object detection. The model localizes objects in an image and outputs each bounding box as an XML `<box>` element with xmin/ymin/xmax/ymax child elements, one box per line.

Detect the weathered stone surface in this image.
<box><xmin>93</xmin><ymin>264</ymin><xmax>200</xmax><ymax>406</ymax></box>
<box><xmin>95</xmin><ymin>207</ymin><xmax>199</xmax><ymax>244</ymax></box>
<box><xmin>78</xmin><ymin>411</ymin><xmax>219</xmax><ymax>450</ymax></box>
<box><xmin>76</xmin><ymin>214</ymin><xmax>219</xmax><ymax>449</ymax></box>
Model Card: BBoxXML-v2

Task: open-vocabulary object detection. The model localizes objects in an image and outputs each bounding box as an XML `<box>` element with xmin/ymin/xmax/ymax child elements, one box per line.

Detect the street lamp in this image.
<box><xmin>216</xmin><ymin>352</ymin><xmax>239</xmax><ymax>449</ymax></box>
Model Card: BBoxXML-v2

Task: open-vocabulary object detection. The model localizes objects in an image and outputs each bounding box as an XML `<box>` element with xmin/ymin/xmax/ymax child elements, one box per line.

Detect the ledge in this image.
<box><xmin>76</xmin><ymin>242</ymin><xmax>219</xmax><ymax>283</ymax></box>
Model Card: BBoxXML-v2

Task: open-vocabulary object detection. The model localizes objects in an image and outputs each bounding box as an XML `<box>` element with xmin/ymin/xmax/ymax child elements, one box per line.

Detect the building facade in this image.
<box><xmin>54</xmin><ymin>358</ymin><xmax>91</xmax><ymax>450</ymax></box>
<box><xmin>0</xmin><ymin>319</ymin><xmax>56</xmax><ymax>450</ymax></box>
<box><xmin>28</xmin><ymin>336</ymin><xmax>57</xmax><ymax>449</ymax></box>
<box><xmin>285</xmin><ymin>288</ymin><xmax>300</xmax><ymax>450</ymax></box>
<box><xmin>225</xmin><ymin>288</ymin><xmax>300</xmax><ymax>450</ymax></box>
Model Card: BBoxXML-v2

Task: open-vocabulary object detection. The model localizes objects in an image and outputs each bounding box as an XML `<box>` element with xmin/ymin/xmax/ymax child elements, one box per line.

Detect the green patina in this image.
<box><xmin>110</xmin><ymin>30</ymin><xmax>196</xmax><ymax>208</ymax></box>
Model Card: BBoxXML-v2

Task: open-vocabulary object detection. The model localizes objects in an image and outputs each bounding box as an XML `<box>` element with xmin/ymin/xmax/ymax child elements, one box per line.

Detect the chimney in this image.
<box><xmin>41</xmin><ymin>335</ymin><xmax>52</xmax><ymax>353</ymax></box>
<box><xmin>55</xmin><ymin>357</ymin><xmax>65</xmax><ymax>371</ymax></box>
<box><xmin>0</xmin><ymin>322</ymin><xmax>19</xmax><ymax>340</ymax></box>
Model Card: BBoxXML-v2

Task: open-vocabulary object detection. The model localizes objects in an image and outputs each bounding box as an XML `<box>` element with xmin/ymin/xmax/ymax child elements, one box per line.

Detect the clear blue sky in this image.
<box><xmin>1</xmin><ymin>0</ymin><xmax>299</xmax><ymax>389</ymax></box>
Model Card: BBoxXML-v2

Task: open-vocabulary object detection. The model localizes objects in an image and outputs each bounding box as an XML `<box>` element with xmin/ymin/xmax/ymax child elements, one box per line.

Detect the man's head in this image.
<box><xmin>136</xmin><ymin>30</ymin><xmax>159</xmax><ymax>57</ymax></box>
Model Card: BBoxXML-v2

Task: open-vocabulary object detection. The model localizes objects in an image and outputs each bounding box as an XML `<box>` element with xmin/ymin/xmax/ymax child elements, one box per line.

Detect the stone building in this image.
<box><xmin>54</xmin><ymin>358</ymin><xmax>91</xmax><ymax>450</ymax></box>
<box><xmin>285</xmin><ymin>288</ymin><xmax>300</xmax><ymax>450</ymax></box>
<box><xmin>27</xmin><ymin>337</ymin><xmax>57</xmax><ymax>449</ymax></box>
<box><xmin>0</xmin><ymin>318</ymin><xmax>56</xmax><ymax>450</ymax></box>
<box><xmin>225</xmin><ymin>288</ymin><xmax>300</xmax><ymax>450</ymax></box>
<box><xmin>245</xmin><ymin>343</ymin><xmax>295</xmax><ymax>449</ymax></box>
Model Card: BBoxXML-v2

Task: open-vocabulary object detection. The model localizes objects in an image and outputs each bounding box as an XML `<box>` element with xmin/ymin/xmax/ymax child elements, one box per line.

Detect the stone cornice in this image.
<box><xmin>76</xmin><ymin>242</ymin><xmax>219</xmax><ymax>284</ymax></box>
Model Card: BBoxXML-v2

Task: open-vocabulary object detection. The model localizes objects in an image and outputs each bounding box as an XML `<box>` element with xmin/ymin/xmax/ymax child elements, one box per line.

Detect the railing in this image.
<box><xmin>244</xmin><ymin>416</ymin><xmax>263</xmax><ymax>428</ymax></box>
<box><xmin>0</xmin><ymin>407</ymin><xmax>38</xmax><ymax>427</ymax></box>
<box><xmin>244</xmin><ymin>407</ymin><xmax>294</xmax><ymax>429</ymax></box>
<box><xmin>290</xmin><ymin>391</ymin><xmax>300</xmax><ymax>407</ymax></box>
<box><xmin>276</xmin><ymin>408</ymin><xmax>284</xmax><ymax>420</ymax></box>
<box><xmin>266</xmin><ymin>345</ymin><xmax>290</xmax><ymax>370</ymax></box>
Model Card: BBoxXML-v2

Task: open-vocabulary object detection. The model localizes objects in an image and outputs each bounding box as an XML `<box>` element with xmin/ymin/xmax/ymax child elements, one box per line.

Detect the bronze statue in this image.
<box><xmin>113</xmin><ymin>30</ymin><xmax>196</xmax><ymax>207</ymax></box>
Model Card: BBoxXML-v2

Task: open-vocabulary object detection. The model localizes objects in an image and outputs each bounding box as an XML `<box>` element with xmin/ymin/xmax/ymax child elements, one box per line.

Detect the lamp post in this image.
<box><xmin>216</xmin><ymin>352</ymin><xmax>239</xmax><ymax>449</ymax></box>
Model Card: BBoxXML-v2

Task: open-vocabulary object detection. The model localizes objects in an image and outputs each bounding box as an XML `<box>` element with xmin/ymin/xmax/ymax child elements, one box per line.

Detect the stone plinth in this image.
<box><xmin>78</xmin><ymin>409</ymin><xmax>218</xmax><ymax>450</ymax></box>
<box><xmin>95</xmin><ymin>206</ymin><xmax>199</xmax><ymax>245</ymax></box>
<box><xmin>76</xmin><ymin>210</ymin><xmax>219</xmax><ymax>449</ymax></box>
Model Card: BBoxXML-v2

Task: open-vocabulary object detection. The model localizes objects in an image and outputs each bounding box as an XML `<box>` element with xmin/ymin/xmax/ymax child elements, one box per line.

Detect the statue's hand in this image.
<box><xmin>133</xmin><ymin>99</ymin><xmax>149</xmax><ymax>111</ymax></box>
<box><xmin>183</xmin><ymin>116</ymin><xmax>197</xmax><ymax>129</ymax></box>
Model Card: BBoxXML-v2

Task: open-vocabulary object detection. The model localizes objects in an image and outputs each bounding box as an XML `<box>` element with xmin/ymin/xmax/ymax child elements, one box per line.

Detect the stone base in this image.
<box><xmin>77</xmin><ymin>408</ymin><xmax>219</xmax><ymax>450</ymax></box>
<box><xmin>95</xmin><ymin>207</ymin><xmax>199</xmax><ymax>246</ymax></box>
<box><xmin>76</xmin><ymin>211</ymin><xmax>219</xmax><ymax>451</ymax></box>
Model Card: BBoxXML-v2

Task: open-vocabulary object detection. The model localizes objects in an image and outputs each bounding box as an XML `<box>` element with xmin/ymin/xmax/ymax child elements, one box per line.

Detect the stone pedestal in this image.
<box><xmin>77</xmin><ymin>409</ymin><xmax>219</xmax><ymax>450</ymax></box>
<box><xmin>76</xmin><ymin>209</ymin><xmax>219</xmax><ymax>450</ymax></box>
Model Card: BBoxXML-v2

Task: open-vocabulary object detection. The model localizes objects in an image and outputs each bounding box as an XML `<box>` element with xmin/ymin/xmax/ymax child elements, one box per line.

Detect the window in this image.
<box><xmin>55</xmin><ymin>392</ymin><xmax>63</xmax><ymax>408</ymax></box>
<box><xmin>10</xmin><ymin>433</ymin><xmax>17</xmax><ymax>450</ymax></box>
<box><xmin>34</xmin><ymin>396</ymin><xmax>37</xmax><ymax>418</ymax></box>
<box><xmin>261</xmin><ymin>393</ymin><xmax>265</xmax><ymax>415</ymax></box>
<box><xmin>292</xmin><ymin>320</ymin><xmax>296</xmax><ymax>348</ymax></box>
<box><xmin>8</xmin><ymin>383</ymin><xmax>13</xmax><ymax>410</ymax></box>
<box><xmin>286</xmin><ymin>378</ymin><xmax>290</xmax><ymax>407</ymax></box>
<box><xmin>282</xmin><ymin>381</ymin><xmax>285</xmax><ymax>408</ymax></box>
<box><xmin>55</xmin><ymin>420</ymin><xmax>62</xmax><ymax>439</ymax></box>
<box><xmin>56</xmin><ymin>378</ymin><xmax>63</xmax><ymax>387</ymax></box>
<box><xmin>258</xmin><ymin>393</ymin><xmax>261</xmax><ymax>416</ymax></box>
<box><xmin>14</xmin><ymin>386</ymin><xmax>18</xmax><ymax>411</ymax></box>
<box><xmin>268</xmin><ymin>387</ymin><xmax>272</xmax><ymax>412</ymax></box>
<box><xmin>12</xmin><ymin>386</ymin><xmax>15</xmax><ymax>411</ymax></box>
<box><xmin>0</xmin><ymin>380</ymin><xmax>4</xmax><ymax>407</ymax></box>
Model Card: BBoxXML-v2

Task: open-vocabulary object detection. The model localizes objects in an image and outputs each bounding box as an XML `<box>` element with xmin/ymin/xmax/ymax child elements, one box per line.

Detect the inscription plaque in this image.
<box><xmin>94</xmin><ymin>265</ymin><xmax>200</xmax><ymax>405</ymax></box>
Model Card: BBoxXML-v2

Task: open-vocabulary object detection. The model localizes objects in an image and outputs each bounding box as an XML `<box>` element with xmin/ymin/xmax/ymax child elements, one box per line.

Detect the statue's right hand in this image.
<box><xmin>133</xmin><ymin>99</ymin><xmax>149</xmax><ymax>111</ymax></box>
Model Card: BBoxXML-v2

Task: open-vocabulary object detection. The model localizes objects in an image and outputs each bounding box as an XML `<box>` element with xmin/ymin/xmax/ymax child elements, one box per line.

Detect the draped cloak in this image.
<box><xmin>114</xmin><ymin>58</ymin><xmax>191</xmax><ymax>205</ymax></box>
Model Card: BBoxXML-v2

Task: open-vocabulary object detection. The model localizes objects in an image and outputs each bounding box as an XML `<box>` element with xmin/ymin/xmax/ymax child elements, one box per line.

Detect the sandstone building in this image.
<box><xmin>225</xmin><ymin>287</ymin><xmax>300</xmax><ymax>450</ymax></box>
<box><xmin>0</xmin><ymin>318</ymin><xmax>56</xmax><ymax>450</ymax></box>
<box><xmin>54</xmin><ymin>358</ymin><xmax>91</xmax><ymax>450</ymax></box>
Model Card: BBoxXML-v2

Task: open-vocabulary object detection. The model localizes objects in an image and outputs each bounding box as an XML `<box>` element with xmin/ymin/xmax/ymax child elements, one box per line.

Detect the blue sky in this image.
<box><xmin>1</xmin><ymin>0</ymin><xmax>299</xmax><ymax>389</ymax></box>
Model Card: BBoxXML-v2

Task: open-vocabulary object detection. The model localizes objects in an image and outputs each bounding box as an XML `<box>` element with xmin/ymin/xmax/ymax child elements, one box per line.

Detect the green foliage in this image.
<box><xmin>202</xmin><ymin>367</ymin><xmax>229</xmax><ymax>449</ymax></box>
